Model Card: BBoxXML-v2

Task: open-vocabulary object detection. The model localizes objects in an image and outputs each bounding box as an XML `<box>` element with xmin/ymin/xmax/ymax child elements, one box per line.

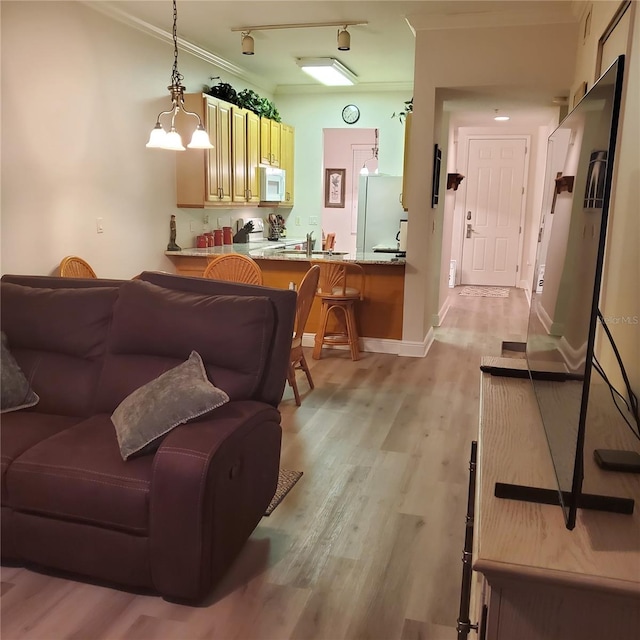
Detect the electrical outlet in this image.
<box><xmin>203</xmin><ymin>214</ymin><xmax>209</xmax><ymax>225</ymax></box>
<box><xmin>218</xmin><ymin>216</ymin><xmax>225</xmax><ymax>229</ymax></box>
<box><xmin>295</xmin><ymin>216</ymin><xmax>301</xmax><ymax>226</ymax></box>
<box><xmin>309</xmin><ymin>216</ymin><xmax>319</xmax><ymax>226</ymax></box>
<box><xmin>190</xmin><ymin>220</ymin><xmax>197</xmax><ymax>233</ymax></box>
<box><xmin>96</xmin><ymin>218</ymin><xmax>104</xmax><ymax>234</ymax></box>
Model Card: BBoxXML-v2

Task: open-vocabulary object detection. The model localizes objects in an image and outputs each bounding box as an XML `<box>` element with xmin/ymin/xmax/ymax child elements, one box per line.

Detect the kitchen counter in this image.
<box><xmin>165</xmin><ymin>238</ymin><xmax>406</xmax><ymax>342</ymax></box>
<box><xmin>165</xmin><ymin>238</ymin><xmax>406</xmax><ymax>265</ymax></box>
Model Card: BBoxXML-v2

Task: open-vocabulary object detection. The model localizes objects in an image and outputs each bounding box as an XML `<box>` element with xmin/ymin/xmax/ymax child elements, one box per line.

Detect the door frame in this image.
<box><xmin>453</xmin><ymin>133</ymin><xmax>531</xmax><ymax>287</ymax></box>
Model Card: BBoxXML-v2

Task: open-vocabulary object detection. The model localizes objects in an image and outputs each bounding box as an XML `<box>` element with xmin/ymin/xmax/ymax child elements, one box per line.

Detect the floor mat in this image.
<box><xmin>264</xmin><ymin>469</ymin><xmax>303</xmax><ymax>516</ymax></box>
<box><xmin>459</xmin><ymin>286</ymin><xmax>510</xmax><ymax>298</ymax></box>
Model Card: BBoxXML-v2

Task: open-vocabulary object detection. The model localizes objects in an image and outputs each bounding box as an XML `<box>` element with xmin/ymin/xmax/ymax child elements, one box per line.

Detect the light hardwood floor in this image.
<box><xmin>1</xmin><ymin>287</ymin><xmax>530</xmax><ymax>640</ymax></box>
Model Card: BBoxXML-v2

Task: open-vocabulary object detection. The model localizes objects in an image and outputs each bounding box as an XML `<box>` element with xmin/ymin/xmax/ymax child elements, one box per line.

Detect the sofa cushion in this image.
<box><xmin>95</xmin><ymin>280</ymin><xmax>275</xmax><ymax>412</ymax></box>
<box><xmin>1</xmin><ymin>331</ymin><xmax>39</xmax><ymax>413</ymax></box>
<box><xmin>0</xmin><ymin>412</ymin><xmax>81</xmax><ymax>505</ymax></box>
<box><xmin>5</xmin><ymin>415</ymin><xmax>154</xmax><ymax>535</ymax></box>
<box><xmin>139</xmin><ymin>271</ymin><xmax>297</xmax><ymax>407</ymax></box>
<box><xmin>0</xmin><ymin>282</ymin><xmax>119</xmax><ymax>416</ymax></box>
<box><xmin>112</xmin><ymin>351</ymin><xmax>229</xmax><ymax>460</ymax></box>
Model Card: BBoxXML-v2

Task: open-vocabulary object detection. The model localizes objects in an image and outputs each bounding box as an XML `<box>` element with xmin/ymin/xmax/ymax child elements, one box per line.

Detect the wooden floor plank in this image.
<box><xmin>1</xmin><ymin>287</ymin><xmax>529</xmax><ymax>640</ymax></box>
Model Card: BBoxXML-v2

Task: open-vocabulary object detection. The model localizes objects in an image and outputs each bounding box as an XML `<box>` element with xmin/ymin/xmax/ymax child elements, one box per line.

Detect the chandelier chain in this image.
<box><xmin>171</xmin><ymin>0</ymin><xmax>184</xmax><ymax>88</ymax></box>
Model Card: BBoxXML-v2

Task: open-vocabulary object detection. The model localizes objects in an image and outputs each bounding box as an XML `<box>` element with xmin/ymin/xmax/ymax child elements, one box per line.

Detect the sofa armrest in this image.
<box><xmin>149</xmin><ymin>400</ymin><xmax>282</xmax><ymax>601</ymax></box>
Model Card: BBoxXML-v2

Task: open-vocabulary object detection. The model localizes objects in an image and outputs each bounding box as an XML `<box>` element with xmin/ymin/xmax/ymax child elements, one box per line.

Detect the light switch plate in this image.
<box><xmin>309</xmin><ymin>216</ymin><xmax>319</xmax><ymax>226</ymax></box>
<box><xmin>96</xmin><ymin>218</ymin><xmax>104</xmax><ymax>234</ymax></box>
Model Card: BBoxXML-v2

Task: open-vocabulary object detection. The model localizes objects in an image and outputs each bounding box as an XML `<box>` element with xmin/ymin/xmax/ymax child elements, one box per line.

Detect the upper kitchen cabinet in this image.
<box><xmin>260</xmin><ymin>118</ymin><xmax>281</xmax><ymax>167</ymax></box>
<box><xmin>231</xmin><ymin>107</ymin><xmax>260</xmax><ymax>204</ymax></box>
<box><xmin>280</xmin><ymin>123</ymin><xmax>295</xmax><ymax>207</ymax></box>
<box><xmin>176</xmin><ymin>94</ymin><xmax>232</xmax><ymax>207</ymax></box>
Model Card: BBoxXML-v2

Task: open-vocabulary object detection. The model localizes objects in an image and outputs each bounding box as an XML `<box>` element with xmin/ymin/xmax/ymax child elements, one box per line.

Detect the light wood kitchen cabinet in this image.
<box><xmin>176</xmin><ymin>94</ymin><xmax>232</xmax><ymax>207</ymax></box>
<box><xmin>231</xmin><ymin>107</ymin><xmax>260</xmax><ymax>204</ymax></box>
<box><xmin>260</xmin><ymin>117</ymin><xmax>281</xmax><ymax>167</ymax></box>
<box><xmin>280</xmin><ymin>123</ymin><xmax>295</xmax><ymax>206</ymax></box>
<box><xmin>467</xmin><ymin>357</ymin><xmax>640</xmax><ymax>640</ymax></box>
<box><xmin>401</xmin><ymin>112</ymin><xmax>411</xmax><ymax>211</ymax></box>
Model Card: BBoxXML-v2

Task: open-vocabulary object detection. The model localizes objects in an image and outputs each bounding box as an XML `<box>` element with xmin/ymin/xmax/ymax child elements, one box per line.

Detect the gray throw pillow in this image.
<box><xmin>111</xmin><ymin>350</ymin><xmax>229</xmax><ymax>460</ymax></box>
<box><xmin>1</xmin><ymin>331</ymin><xmax>39</xmax><ymax>413</ymax></box>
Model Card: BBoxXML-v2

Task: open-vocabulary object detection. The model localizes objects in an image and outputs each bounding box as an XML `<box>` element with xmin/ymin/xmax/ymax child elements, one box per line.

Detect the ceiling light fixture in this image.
<box><xmin>146</xmin><ymin>0</ymin><xmax>213</xmax><ymax>151</ymax></box>
<box><xmin>494</xmin><ymin>109</ymin><xmax>510</xmax><ymax>122</ymax></box>
<box><xmin>296</xmin><ymin>58</ymin><xmax>357</xmax><ymax>86</ymax></box>
<box><xmin>360</xmin><ymin>129</ymin><xmax>379</xmax><ymax>175</ymax></box>
<box><xmin>241</xmin><ymin>31</ymin><xmax>254</xmax><ymax>55</ymax></box>
<box><xmin>337</xmin><ymin>26</ymin><xmax>350</xmax><ymax>51</ymax></box>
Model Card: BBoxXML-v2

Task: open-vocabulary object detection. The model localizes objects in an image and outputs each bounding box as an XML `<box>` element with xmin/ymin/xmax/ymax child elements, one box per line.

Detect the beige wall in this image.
<box><xmin>591</xmin><ymin>3</ymin><xmax>640</xmax><ymax>393</ymax></box>
<box><xmin>0</xmin><ymin>1</ymin><xmax>274</xmax><ymax>278</ymax></box>
<box><xmin>404</xmin><ymin>19</ymin><xmax>578</xmax><ymax>344</ymax></box>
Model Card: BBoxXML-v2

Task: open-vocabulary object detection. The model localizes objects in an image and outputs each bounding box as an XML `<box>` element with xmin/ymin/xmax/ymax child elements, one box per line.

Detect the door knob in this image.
<box><xmin>466</xmin><ymin>223</ymin><xmax>473</xmax><ymax>239</ymax></box>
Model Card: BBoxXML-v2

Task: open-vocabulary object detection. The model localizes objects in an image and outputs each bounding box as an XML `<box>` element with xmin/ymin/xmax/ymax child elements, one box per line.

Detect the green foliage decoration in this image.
<box><xmin>392</xmin><ymin>98</ymin><xmax>413</xmax><ymax>123</ymax></box>
<box><xmin>205</xmin><ymin>79</ymin><xmax>281</xmax><ymax>122</ymax></box>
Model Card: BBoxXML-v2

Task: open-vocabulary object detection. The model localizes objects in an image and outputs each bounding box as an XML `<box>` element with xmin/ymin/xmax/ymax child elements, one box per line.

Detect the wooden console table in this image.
<box><xmin>469</xmin><ymin>357</ymin><xmax>640</xmax><ymax>640</ymax></box>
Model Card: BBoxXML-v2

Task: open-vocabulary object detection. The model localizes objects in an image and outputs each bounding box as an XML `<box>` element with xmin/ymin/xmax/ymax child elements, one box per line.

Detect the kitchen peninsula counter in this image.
<box><xmin>166</xmin><ymin>241</ymin><xmax>406</xmax><ymax>342</ymax></box>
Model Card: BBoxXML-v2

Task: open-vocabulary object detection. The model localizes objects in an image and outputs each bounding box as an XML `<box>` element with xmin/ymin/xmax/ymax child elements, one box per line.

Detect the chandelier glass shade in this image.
<box><xmin>146</xmin><ymin>0</ymin><xmax>213</xmax><ymax>151</ymax></box>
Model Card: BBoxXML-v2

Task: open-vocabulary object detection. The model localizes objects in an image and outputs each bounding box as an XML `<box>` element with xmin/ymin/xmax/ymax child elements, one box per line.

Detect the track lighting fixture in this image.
<box><xmin>231</xmin><ymin>20</ymin><xmax>366</xmax><ymax>60</ymax></box>
<box><xmin>146</xmin><ymin>0</ymin><xmax>213</xmax><ymax>151</ymax></box>
<box><xmin>337</xmin><ymin>27</ymin><xmax>350</xmax><ymax>51</ymax></box>
<box><xmin>242</xmin><ymin>31</ymin><xmax>254</xmax><ymax>55</ymax></box>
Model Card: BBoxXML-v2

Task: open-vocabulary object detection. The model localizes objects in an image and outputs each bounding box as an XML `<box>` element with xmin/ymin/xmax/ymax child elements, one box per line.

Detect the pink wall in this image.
<box><xmin>323</xmin><ymin>128</ymin><xmax>378</xmax><ymax>253</ymax></box>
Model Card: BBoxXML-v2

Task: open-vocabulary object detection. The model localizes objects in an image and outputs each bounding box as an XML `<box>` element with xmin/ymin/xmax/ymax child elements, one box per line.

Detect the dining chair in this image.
<box><xmin>58</xmin><ymin>256</ymin><xmax>97</xmax><ymax>278</ymax></box>
<box><xmin>311</xmin><ymin>260</ymin><xmax>365</xmax><ymax>361</ymax></box>
<box><xmin>288</xmin><ymin>265</ymin><xmax>320</xmax><ymax>406</ymax></box>
<box><xmin>202</xmin><ymin>253</ymin><xmax>263</xmax><ymax>285</ymax></box>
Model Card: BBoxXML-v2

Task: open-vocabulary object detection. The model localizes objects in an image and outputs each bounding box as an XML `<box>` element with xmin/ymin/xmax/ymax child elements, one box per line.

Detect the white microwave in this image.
<box><xmin>259</xmin><ymin>167</ymin><xmax>286</xmax><ymax>202</ymax></box>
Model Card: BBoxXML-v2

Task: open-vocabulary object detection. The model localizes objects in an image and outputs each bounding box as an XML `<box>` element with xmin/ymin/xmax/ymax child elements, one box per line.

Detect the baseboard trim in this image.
<box><xmin>397</xmin><ymin>327</ymin><xmax>435</xmax><ymax>358</ymax></box>
<box><xmin>433</xmin><ymin>296</ymin><xmax>452</xmax><ymax>327</ymax></box>
<box><xmin>302</xmin><ymin>331</ymin><xmax>435</xmax><ymax>357</ymax></box>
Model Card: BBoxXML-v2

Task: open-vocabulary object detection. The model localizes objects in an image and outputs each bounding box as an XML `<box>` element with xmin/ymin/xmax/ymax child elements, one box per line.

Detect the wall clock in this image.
<box><xmin>342</xmin><ymin>104</ymin><xmax>360</xmax><ymax>124</ymax></box>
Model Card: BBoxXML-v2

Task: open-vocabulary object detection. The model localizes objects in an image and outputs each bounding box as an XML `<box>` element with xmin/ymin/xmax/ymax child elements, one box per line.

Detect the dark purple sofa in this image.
<box><xmin>0</xmin><ymin>271</ymin><xmax>296</xmax><ymax>602</ymax></box>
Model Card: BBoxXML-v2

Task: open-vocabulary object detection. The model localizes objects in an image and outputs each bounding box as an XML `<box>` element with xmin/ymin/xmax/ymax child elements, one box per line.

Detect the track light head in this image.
<box><xmin>337</xmin><ymin>27</ymin><xmax>350</xmax><ymax>51</ymax></box>
<box><xmin>242</xmin><ymin>32</ymin><xmax>254</xmax><ymax>55</ymax></box>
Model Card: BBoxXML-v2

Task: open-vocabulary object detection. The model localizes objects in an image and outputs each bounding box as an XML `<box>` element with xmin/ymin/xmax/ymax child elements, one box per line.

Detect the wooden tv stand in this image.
<box><xmin>469</xmin><ymin>357</ymin><xmax>640</xmax><ymax>640</ymax></box>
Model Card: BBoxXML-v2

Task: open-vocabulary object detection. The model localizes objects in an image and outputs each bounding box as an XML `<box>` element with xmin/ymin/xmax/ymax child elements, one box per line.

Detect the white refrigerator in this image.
<box><xmin>356</xmin><ymin>175</ymin><xmax>405</xmax><ymax>253</ymax></box>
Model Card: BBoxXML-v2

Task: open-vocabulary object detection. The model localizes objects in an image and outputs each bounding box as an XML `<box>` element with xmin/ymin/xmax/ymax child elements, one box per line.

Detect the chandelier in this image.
<box><xmin>360</xmin><ymin>129</ymin><xmax>379</xmax><ymax>175</ymax></box>
<box><xmin>146</xmin><ymin>0</ymin><xmax>213</xmax><ymax>151</ymax></box>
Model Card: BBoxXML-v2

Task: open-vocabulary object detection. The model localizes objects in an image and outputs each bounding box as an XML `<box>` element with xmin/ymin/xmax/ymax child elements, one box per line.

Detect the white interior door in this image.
<box><xmin>461</xmin><ymin>138</ymin><xmax>527</xmax><ymax>286</ymax></box>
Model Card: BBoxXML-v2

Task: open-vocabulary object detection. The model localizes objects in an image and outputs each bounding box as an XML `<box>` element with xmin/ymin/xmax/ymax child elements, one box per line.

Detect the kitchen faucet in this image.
<box><xmin>306</xmin><ymin>231</ymin><xmax>314</xmax><ymax>257</ymax></box>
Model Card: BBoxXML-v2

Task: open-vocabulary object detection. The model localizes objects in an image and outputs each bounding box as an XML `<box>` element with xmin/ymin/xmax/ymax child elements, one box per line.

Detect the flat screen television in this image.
<box><xmin>524</xmin><ymin>55</ymin><xmax>629</xmax><ymax>529</ymax></box>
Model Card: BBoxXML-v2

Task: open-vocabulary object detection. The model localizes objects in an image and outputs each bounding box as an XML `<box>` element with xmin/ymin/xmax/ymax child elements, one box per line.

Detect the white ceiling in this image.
<box><xmin>92</xmin><ymin>1</ymin><xmax>579</xmax><ymax>101</ymax></box>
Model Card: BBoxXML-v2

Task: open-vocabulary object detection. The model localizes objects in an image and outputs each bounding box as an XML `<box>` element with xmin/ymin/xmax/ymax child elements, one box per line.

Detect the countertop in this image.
<box><xmin>165</xmin><ymin>238</ymin><xmax>406</xmax><ymax>265</ymax></box>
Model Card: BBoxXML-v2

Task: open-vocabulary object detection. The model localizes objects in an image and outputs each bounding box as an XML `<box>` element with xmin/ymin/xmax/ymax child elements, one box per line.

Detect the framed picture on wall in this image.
<box><xmin>431</xmin><ymin>145</ymin><xmax>442</xmax><ymax>207</ymax></box>
<box><xmin>325</xmin><ymin>168</ymin><xmax>346</xmax><ymax>208</ymax></box>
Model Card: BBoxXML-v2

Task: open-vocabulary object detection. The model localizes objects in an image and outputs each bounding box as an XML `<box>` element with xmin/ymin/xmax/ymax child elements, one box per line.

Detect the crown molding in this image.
<box><xmin>82</xmin><ymin>1</ymin><xmax>274</xmax><ymax>93</ymax></box>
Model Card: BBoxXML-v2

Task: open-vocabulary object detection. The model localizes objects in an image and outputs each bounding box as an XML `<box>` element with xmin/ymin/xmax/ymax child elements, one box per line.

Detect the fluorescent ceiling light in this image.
<box><xmin>296</xmin><ymin>58</ymin><xmax>357</xmax><ymax>86</ymax></box>
<box><xmin>494</xmin><ymin>115</ymin><xmax>510</xmax><ymax>121</ymax></box>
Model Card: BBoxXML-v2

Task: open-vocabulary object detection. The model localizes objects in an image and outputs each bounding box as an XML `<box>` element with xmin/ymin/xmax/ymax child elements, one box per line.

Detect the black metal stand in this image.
<box><xmin>457</xmin><ymin>441</ymin><xmax>479</xmax><ymax>640</ymax></box>
<box><xmin>494</xmin><ymin>482</ymin><xmax>634</xmax><ymax>514</ymax></box>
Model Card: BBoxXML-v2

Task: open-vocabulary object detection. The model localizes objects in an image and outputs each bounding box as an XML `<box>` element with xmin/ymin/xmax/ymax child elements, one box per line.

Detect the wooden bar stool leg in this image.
<box><xmin>345</xmin><ymin>301</ymin><xmax>360</xmax><ymax>361</ymax></box>
<box><xmin>313</xmin><ymin>300</ymin><xmax>331</xmax><ymax>360</ymax></box>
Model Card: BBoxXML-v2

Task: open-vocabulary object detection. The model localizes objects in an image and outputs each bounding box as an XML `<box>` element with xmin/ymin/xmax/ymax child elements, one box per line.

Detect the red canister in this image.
<box><xmin>196</xmin><ymin>235</ymin><xmax>207</xmax><ymax>248</ymax></box>
<box><xmin>213</xmin><ymin>229</ymin><xmax>223</xmax><ymax>246</ymax></box>
<box><xmin>204</xmin><ymin>232</ymin><xmax>214</xmax><ymax>247</ymax></box>
<box><xmin>223</xmin><ymin>226</ymin><xmax>233</xmax><ymax>245</ymax></box>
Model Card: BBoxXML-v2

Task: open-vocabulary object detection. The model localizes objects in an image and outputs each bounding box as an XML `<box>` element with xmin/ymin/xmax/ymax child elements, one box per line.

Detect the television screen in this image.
<box><xmin>525</xmin><ymin>55</ymin><xmax>625</xmax><ymax>530</ymax></box>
